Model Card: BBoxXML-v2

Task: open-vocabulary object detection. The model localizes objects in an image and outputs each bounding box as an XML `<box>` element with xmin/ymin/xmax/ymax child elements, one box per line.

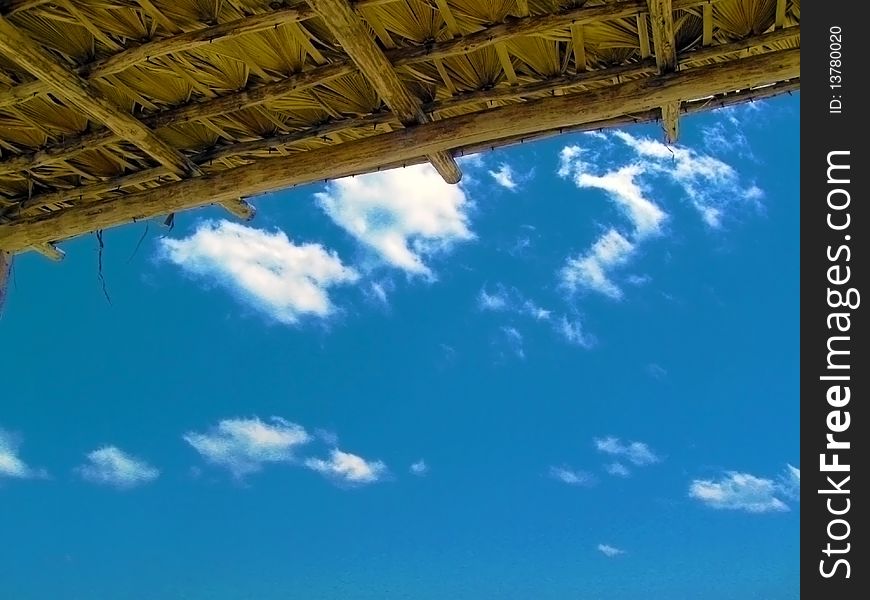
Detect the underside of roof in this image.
<box><xmin>0</xmin><ymin>0</ymin><xmax>799</xmax><ymax>256</ymax></box>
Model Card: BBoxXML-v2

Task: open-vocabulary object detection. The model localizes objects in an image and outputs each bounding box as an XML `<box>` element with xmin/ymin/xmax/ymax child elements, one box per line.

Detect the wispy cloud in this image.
<box><xmin>646</xmin><ymin>363</ymin><xmax>668</xmax><ymax>379</ymax></box>
<box><xmin>605</xmin><ymin>462</ymin><xmax>630</xmax><ymax>477</ymax></box>
<box><xmin>555</xmin><ymin>316</ymin><xmax>595</xmax><ymax>348</ymax></box>
<box><xmin>161</xmin><ymin>221</ymin><xmax>359</xmax><ymax>324</ymax></box>
<box><xmin>549</xmin><ymin>465</ymin><xmax>595</xmax><ymax>487</ymax></box>
<box><xmin>76</xmin><ymin>446</ymin><xmax>159</xmax><ymax>489</ymax></box>
<box><xmin>409</xmin><ymin>459</ymin><xmax>428</xmax><ymax>476</ymax></box>
<box><xmin>317</xmin><ymin>164</ymin><xmax>474</xmax><ymax>277</ymax></box>
<box><xmin>597</xmin><ymin>543</ymin><xmax>625</xmax><ymax>557</ymax></box>
<box><xmin>558</xmin><ymin>143</ymin><xmax>664</xmax><ymax>299</ymax></box>
<box><xmin>689</xmin><ymin>467</ymin><xmax>798</xmax><ymax>513</ymax></box>
<box><xmin>561</xmin><ymin>229</ymin><xmax>635</xmax><ymax>299</ymax></box>
<box><xmin>557</xmin><ymin>129</ymin><xmax>760</xmax><ymax>299</ymax></box>
<box><xmin>184</xmin><ymin>417</ymin><xmax>311</xmax><ymax>478</ymax></box>
<box><xmin>701</xmin><ymin>106</ymin><xmax>755</xmax><ymax>158</ymax></box>
<box><xmin>477</xmin><ymin>285</ymin><xmax>551</xmax><ymax>321</ymax></box>
<box><xmin>0</xmin><ymin>427</ymin><xmax>45</xmax><ymax>480</ymax></box>
<box><xmin>489</xmin><ymin>163</ymin><xmax>519</xmax><ymax>190</ymax></box>
<box><xmin>488</xmin><ymin>163</ymin><xmax>531</xmax><ymax>191</ymax></box>
<box><xmin>779</xmin><ymin>464</ymin><xmax>800</xmax><ymax>500</ymax></box>
<box><xmin>305</xmin><ymin>449</ymin><xmax>388</xmax><ymax>485</ymax></box>
<box><xmin>500</xmin><ymin>325</ymin><xmax>525</xmax><ymax>359</ymax></box>
<box><xmin>612</xmin><ymin>130</ymin><xmax>762</xmax><ymax>228</ymax></box>
<box><xmin>595</xmin><ymin>437</ymin><xmax>660</xmax><ymax>475</ymax></box>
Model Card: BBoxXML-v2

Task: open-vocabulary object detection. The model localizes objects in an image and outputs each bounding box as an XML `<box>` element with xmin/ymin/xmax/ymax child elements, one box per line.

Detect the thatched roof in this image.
<box><xmin>0</xmin><ymin>0</ymin><xmax>799</xmax><ymax>257</ymax></box>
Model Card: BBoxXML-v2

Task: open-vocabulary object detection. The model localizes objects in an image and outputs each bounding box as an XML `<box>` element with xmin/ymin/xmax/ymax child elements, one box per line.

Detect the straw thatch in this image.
<box><xmin>0</xmin><ymin>0</ymin><xmax>799</xmax><ymax>256</ymax></box>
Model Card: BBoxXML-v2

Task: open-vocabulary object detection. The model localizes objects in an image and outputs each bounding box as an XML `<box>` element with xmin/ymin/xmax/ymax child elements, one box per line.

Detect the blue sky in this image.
<box><xmin>1</xmin><ymin>94</ymin><xmax>799</xmax><ymax>599</ymax></box>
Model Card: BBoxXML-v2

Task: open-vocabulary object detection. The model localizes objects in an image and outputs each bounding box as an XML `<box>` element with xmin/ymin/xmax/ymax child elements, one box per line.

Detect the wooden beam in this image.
<box><xmin>218</xmin><ymin>198</ymin><xmax>256</xmax><ymax>221</ymax></box>
<box><xmin>391</xmin><ymin>0</ymin><xmax>724</xmax><ymax>69</ymax></box>
<box><xmin>648</xmin><ymin>0</ymin><xmax>677</xmax><ymax>71</ymax></box>
<box><xmin>637</xmin><ymin>14</ymin><xmax>651</xmax><ymax>57</ymax></box>
<box><xmin>0</xmin><ymin>16</ymin><xmax>198</xmax><ymax>177</ymax></box>
<box><xmin>434</xmin><ymin>0</ymin><xmax>461</xmax><ymax>37</ymax></box>
<box><xmin>515</xmin><ymin>0</ymin><xmax>530</xmax><ymax>17</ymax></box>
<box><xmin>135</xmin><ymin>0</ymin><xmax>181</xmax><ymax>34</ymax></box>
<box><xmin>4</xmin><ymin>28</ymin><xmax>801</xmax><ymax>217</ymax></box>
<box><xmin>305</xmin><ymin>0</ymin><xmax>462</xmax><ymax>183</ymax></box>
<box><xmin>32</xmin><ymin>241</ymin><xmax>64</xmax><ymax>261</ymax></box>
<box><xmin>495</xmin><ymin>43</ymin><xmax>518</xmax><ymax>84</ymax></box>
<box><xmin>85</xmin><ymin>5</ymin><xmax>318</xmax><ymax>80</ymax></box>
<box><xmin>702</xmin><ymin>3</ymin><xmax>713</xmax><ymax>45</ymax></box>
<box><xmin>0</xmin><ymin>48</ymin><xmax>800</xmax><ymax>252</ymax></box>
<box><xmin>660</xmin><ymin>101</ymin><xmax>679</xmax><ymax>142</ymax></box>
<box><xmin>439</xmin><ymin>79</ymin><xmax>800</xmax><ymax>169</ymax></box>
<box><xmin>679</xmin><ymin>27</ymin><xmax>798</xmax><ymax>65</ymax></box>
<box><xmin>571</xmin><ymin>24</ymin><xmax>587</xmax><ymax>72</ymax></box>
<box><xmin>647</xmin><ymin>0</ymin><xmax>679</xmax><ymax>142</ymax></box>
<box><xmin>775</xmin><ymin>0</ymin><xmax>787</xmax><ymax>29</ymax></box>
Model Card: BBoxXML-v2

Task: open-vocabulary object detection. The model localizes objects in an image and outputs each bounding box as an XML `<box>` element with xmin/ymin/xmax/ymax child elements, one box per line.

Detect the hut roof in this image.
<box><xmin>0</xmin><ymin>0</ymin><xmax>799</xmax><ymax>256</ymax></box>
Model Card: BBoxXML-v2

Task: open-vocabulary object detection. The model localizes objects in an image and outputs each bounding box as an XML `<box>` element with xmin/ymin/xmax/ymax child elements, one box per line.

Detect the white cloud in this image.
<box><xmin>597</xmin><ymin>543</ymin><xmax>625</xmax><ymax>557</ymax></box>
<box><xmin>161</xmin><ymin>220</ymin><xmax>359</xmax><ymax>324</ymax></box>
<box><xmin>779</xmin><ymin>464</ymin><xmax>800</xmax><ymax>500</ymax></box>
<box><xmin>561</xmin><ymin>229</ymin><xmax>635</xmax><ymax>298</ymax></box>
<box><xmin>605</xmin><ymin>462</ymin><xmax>630</xmax><ymax>477</ymax></box>
<box><xmin>500</xmin><ymin>326</ymin><xmax>525</xmax><ymax>359</ymax></box>
<box><xmin>549</xmin><ymin>466</ymin><xmax>595</xmax><ymax>486</ymax></box>
<box><xmin>646</xmin><ymin>363</ymin><xmax>667</xmax><ymax>379</ymax></box>
<box><xmin>488</xmin><ymin>163</ymin><xmax>525</xmax><ymax>191</ymax></box>
<box><xmin>689</xmin><ymin>471</ymin><xmax>791</xmax><ymax>513</ymax></box>
<box><xmin>0</xmin><ymin>428</ymin><xmax>44</xmax><ymax>480</ymax></box>
<box><xmin>701</xmin><ymin>106</ymin><xmax>756</xmax><ymax>158</ymax></box>
<box><xmin>594</xmin><ymin>437</ymin><xmax>660</xmax><ymax>466</ymax></box>
<box><xmin>184</xmin><ymin>417</ymin><xmax>311</xmax><ymax>477</ymax></box>
<box><xmin>478</xmin><ymin>287</ymin><xmax>510</xmax><ymax>311</ymax></box>
<box><xmin>76</xmin><ymin>446</ymin><xmax>159</xmax><ymax>489</ymax></box>
<box><xmin>555</xmin><ymin>316</ymin><xmax>595</xmax><ymax>348</ymax></box>
<box><xmin>305</xmin><ymin>449</ymin><xmax>387</xmax><ymax>484</ymax></box>
<box><xmin>317</xmin><ymin>164</ymin><xmax>474</xmax><ymax>277</ymax></box>
<box><xmin>477</xmin><ymin>285</ymin><xmax>551</xmax><ymax>321</ymax></box>
<box><xmin>612</xmin><ymin>130</ymin><xmax>762</xmax><ymax>228</ymax></box>
<box><xmin>522</xmin><ymin>300</ymin><xmax>551</xmax><ymax>321</ymax></box>
<box><xmin>409</xmin><ymin>459</ymin><xmax>428</xmax><ymax>476</ymax></box>
<box><xmin>557</xmin><ymin>128</ymin><xmax>760</xmax><ymax>301</ymax></box>
<box><xmin>576</xmin><ymin>165</ymin><xmax>666</xmax><ymax>237</ymax></box>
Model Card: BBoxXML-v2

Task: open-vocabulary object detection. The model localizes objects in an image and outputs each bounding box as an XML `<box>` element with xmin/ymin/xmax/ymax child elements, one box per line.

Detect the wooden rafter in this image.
<box><xmin>775</xmin><ymin>0</ymin><xmax>787</xmax><ymax>29</ymax></box>
<box><xmin>0</xmin><ymin>48</ymin><xmax>800</xmax><ymax>253</ymax></box>
<box><xmin>0</xmin><ymin>16</ymin><xmax>198</xmax><ymax>177</ymax></box>
<box><xmin>304</xmin><ymin>0</ymin><xmax>462</xmax><ymax>183</ymax></box>
<box><xmin>702</xmin><ymin>3</ymin><xmax>713</xmax><ymax>45</ymax></box>
<box><xmin>647</xmin><ymin>0</ymin><xmax>679</xmax><ymax>142</ymax></box>
<box><xmin>85</xmin><ymin>5</ymin><xmax>318</xmax><ymax>80</ymax></box>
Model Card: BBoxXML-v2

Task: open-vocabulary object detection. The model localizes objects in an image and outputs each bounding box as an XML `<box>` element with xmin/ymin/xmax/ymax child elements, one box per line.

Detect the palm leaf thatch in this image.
<box><xmin>0</xmin><ymin>0</ymin><xmax>799</xmax><ymax>256</ymax></box>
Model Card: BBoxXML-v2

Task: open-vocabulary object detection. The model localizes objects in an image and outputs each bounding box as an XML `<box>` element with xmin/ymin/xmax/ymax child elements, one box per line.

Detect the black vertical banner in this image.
<box><xmin>802</xmin><ymin>1</ymin><xmax>865</xmax><ymax>596</ymax></box>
